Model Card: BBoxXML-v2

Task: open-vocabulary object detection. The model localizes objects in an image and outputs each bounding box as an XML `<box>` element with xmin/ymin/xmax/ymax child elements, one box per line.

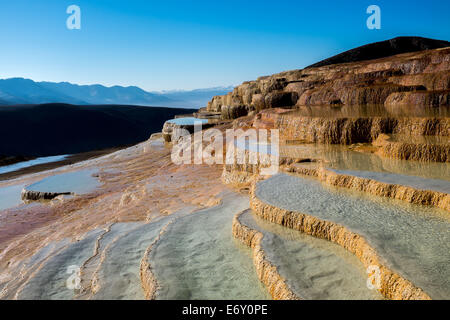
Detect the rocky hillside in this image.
<box><xmin>0</xmin><ymin>103</ymin><xmax>196</xmax><ymax>156</ymax></box>
<box><xmin>205</xmin><ymin>38</ymin><xmax>450</xmax><ymax>119</ymax></box>
<box><xmin>307</xmin><ymin>37</ymin><xmax>450</xmax><ymax>68</ymax></box>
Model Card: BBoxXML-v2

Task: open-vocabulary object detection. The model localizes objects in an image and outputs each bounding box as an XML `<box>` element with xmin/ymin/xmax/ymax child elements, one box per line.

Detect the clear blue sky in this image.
<box><xmin>0</xmin><ymin>0</ymin><xmax>449</xmax><ymax>91</ymax></box>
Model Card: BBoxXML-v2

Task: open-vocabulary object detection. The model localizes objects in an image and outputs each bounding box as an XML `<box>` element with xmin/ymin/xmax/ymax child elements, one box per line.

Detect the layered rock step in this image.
<box><xmin>374</xmin><ymin>134</ymin><xmax>449</xmax><ymax>163</ymax></box>
<box><xmin>10</xmin><ymin>229</ymin><xmax>105</xmax><ymax>300</ymax></box>
<box><xmin>279</xmin><ymin>143</ymin><xmax>449</xmax><ymax>181</ymax></box>
<box><xmin>162</xmin><ymin>117</ymin><xmax>212</xmax><ymax>143</ymax></box>
<box><xmin>2</xmin><ymin>209</ymin><xmax>192</xmax><ymax>300</ymax></box>
<box><xmin>145</xmin><ymin>193</ymin><xmax>270</xmax><ymax>300</ymax></box>
<box><xmin>205</xmin><ymin>45</ymin><xmax>450</xmax><ymax>120</ymax></box>
<box><xmin>252</xmin><ymin>173</ymin><xmax>450</xmax><ymax>300</ymax></box>
<box><xmin>225</xmin><ymin>139</ymin><xmax>449</xmax><ymax>209</ymax></box>
<box><xmin>254</xmin><ymin>107</ymin><xmax>449</xmax><ymax>147</ymax></box>
<box><xmin>287</xmin><ymin>163</ymin><xmax>449</xmax><ymax>211</ymax></box>
<box><xmin>234</xmin><ymin>210</ymin><xmax>383</xmax><ymax>300</ymax></box>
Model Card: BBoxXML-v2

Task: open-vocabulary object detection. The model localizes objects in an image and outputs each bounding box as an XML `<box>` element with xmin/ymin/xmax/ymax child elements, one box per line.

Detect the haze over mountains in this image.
<box><xmin>0</xmin><ymin>78</ymin><xmax>233</xmax><ymax>108</ymax></box>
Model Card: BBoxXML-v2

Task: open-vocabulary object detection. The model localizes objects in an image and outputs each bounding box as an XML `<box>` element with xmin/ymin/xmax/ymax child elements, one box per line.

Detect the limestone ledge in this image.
<box><xmin>232</xmin><ymin>211</ymin><xmax>300</xmax><ymax>300</ymax></box>
<box><xmin>256</xmin><ymin>111</ymin><xmax>450</xmax><ymax>145</ymax></box>
<box><xmin>374</xmin><ymin>135</ymin><xmax>449</xmax><ymax>163</ymax></box>
<box><xmin>249</xmin><ymin>192</ymin><xmax>431</xmax><ymax>300</ymax></box>
<box><xmin>21</xmin><ymin>188</ymin><xmax>72</xmax><ymax>202</ymax></box>
<box><xmin>286</xmin><ymin>165</ymin><xmax>449</xmax><ymax>212</ymax></box>
<box><xmin>221</xmin><ymin>167</ymin><xmax>256</xmax><ymax>188</ymax></box>
<box><xmin>206</xmin><ymin>47</ymin><xmax>450</xmax><ymax>119</ymax></box>
<box><xmin>139</xmin><ymin>220</ymin><xmax>175</xmax><ymax>300</ymax></box>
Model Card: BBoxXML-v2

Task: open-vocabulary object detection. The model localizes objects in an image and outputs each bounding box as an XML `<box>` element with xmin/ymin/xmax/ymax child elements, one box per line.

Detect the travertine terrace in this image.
<box><xmin>206</xmin><ymin>47</ymin><xmax>450</xmax><ymax>118</ymax></box>
<box><xmin>1</xmin><ymin>43</ymin><xmax>449</xmax><ymax>301</ymax></box>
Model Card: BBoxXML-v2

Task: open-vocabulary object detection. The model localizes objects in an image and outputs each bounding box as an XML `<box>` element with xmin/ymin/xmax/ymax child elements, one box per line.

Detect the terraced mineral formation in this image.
<box><xmin>162</xmin><ymin>117</ymin><xmax>210</xmax><ymax>142</ymax></box>
<box><xmin>251</xmin><ymin>174</ymin><xmax>450</xmax><ymax>300</ymax></box>
<box><xmin>374</xmin><ymin>134</ymin><xmax>449</xmax><ymax>163</ymax></box>
<box><xmin>233</xmin><ymin>210</ymin><xmax>383</xmax><ymax>300</ymax></box>
<box><xmin>232</xmin><ymin>211</ymin><xmax>299</xmax><ymax>300</ymax></box>
<box><xmin>286</xmin><ymin>163</ymin><xmax>449</xmax><ymax>211</ymax></box>
<box><xmin>0</xmin><ymin>136</ymin><xmax>228</xmax><ymax>300</ymax></box>
<box><xmin>205</xmin><ymin>44</ymin><xmax>450</xmax><ymax>120</ymax></box>
<box><xmin>252</xmin><ymin>108</ymin><xmax>449</xmax><ymax>146</ymax></box>
<box><xmin>143</xmin><ymin>193</ymin><xmax>270</xmax><ymax>300</ymax></box>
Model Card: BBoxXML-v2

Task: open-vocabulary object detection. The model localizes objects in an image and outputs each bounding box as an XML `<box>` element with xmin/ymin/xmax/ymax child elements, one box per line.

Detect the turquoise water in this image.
<box><xmin>0</xmin><ymin>184</ymin><xmax>24</xmax><ymax>210</ymax></box>
<box><xmin>0</xmin><ymin>155</ymin><xmax>69</xmax><ymax>176</ymax></box>
<box><xmin>256</xmin><ymin>174</ymin><xmax>450</xmax><ymax>300</ymax></box>
<box><xmin>27</xmin><ymin>169</ymin><xmax>100</xmax><ymax>194</ymax></box>
<box><xmin>167</xmin><ymin>117</ymin><xmax>208</xmax><ymax>125</ymax></box>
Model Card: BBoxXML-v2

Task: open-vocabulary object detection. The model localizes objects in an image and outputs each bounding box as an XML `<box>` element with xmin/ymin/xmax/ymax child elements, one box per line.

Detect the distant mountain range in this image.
<box><xmin>0</xmin><ymin>78</ymin><xmax>233</xmax><ymax>108</ymax></box>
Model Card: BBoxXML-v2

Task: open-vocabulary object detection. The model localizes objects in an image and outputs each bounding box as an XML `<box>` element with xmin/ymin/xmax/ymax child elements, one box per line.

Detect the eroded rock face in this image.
<box><xmin>374</xmin><ymin>135</ymin><xmax>449</xmax><ymax>163</ymax></box>
<box><xmin>162</xmin><ymin>120</ymin><xmax>213</xmax><ymax>143</ymax></box>
<box><xmin>21</xmin><ymin>189</ymin><xmax>72</xmax><ymax>201</ymax></box>
<box><xmin>205</xmin><ymin>47</ymin><xmax>450</xmax><ymax>119</ymax></box>
<box><xmin>252</xmin><ymin>108</ymin><xmax>449</xmax><ymax>146</ymax></box>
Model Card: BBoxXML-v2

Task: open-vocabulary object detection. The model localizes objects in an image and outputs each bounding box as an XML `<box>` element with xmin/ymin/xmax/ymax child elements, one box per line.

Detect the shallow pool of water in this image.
<box><xmin>330</xmin><ymin>169</ymin><xmax>450</xmax><ymax>194</ymax></box>
<box><xmin>26</xmin><ymin>169</ymin><xmax>100</xmax><ymax>194</ymax></box>
<box><xmin>0</xmin><ymin>184</ymin><xmax>24</xmax><ymax>211</ymax></box>
<box><xmin>150</xmin><ymin>193</ymin><xmax>270</xmax><ymax>300</ymax></box>
<box><xmin>17</xmin><ymin>229</ymin><xmax>105</xmax><ymax>300</ymax></box>
<box><xmin>256</xmin><ymin>174</ymin><xmax>450</xmax><ymax>300</ymax></box>
<box><xmin>91</xmin><ymin>208</ymin><xmax>194</xmax><ymax>300</ymax></box>
<box><xmin>240</xmin><ymin>210</ymin><xmax>383</xmax><ymax>300</ymax></box>
<box><xmin>281</xmin><ymin>144</ymin><xmax>450</xmax><ymax>182</ymax></box>
<box><xmin>167</xmin><ymin>117</ymin><xmax>208</xmax><ymax>126</ymax></box>
<box><xmin>0</xmin><ymin>155</ymin><xmax>69</xmax><ymax>176</ymax></box>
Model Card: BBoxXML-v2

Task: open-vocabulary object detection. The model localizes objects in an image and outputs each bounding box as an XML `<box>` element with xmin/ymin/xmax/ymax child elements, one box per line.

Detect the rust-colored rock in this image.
<box><xmin>205</xmin><ymin>47</ymin><xmax>450</xmax><ymax>119</ymax></box>
<box><xmin>253</xmin><ymin>108</ymin><xmax>449</xmax><ymax>146</ymax></box>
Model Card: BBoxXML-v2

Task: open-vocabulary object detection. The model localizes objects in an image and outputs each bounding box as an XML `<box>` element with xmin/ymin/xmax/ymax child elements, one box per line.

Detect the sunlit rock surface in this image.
<box><xmin>0</xmin><ymin>136</ymin><xmax>229</xmax><ymax>300</ymax></box>
<box><xmin>206</xmin><ymin>47</ymin><xmax>450</xmax><ymax>119</ymax></box>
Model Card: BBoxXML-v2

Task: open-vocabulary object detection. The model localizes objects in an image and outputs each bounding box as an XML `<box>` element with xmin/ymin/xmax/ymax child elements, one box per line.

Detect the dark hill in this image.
<box><xmin>0</xmin><ymin>104</ymin><xmax>195</xmax><ymax>156</ymax></box>
<box><xmin>307</xmin><ymin>36</ymin><xmax>450</xmax><ymax>68</ymax></box>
